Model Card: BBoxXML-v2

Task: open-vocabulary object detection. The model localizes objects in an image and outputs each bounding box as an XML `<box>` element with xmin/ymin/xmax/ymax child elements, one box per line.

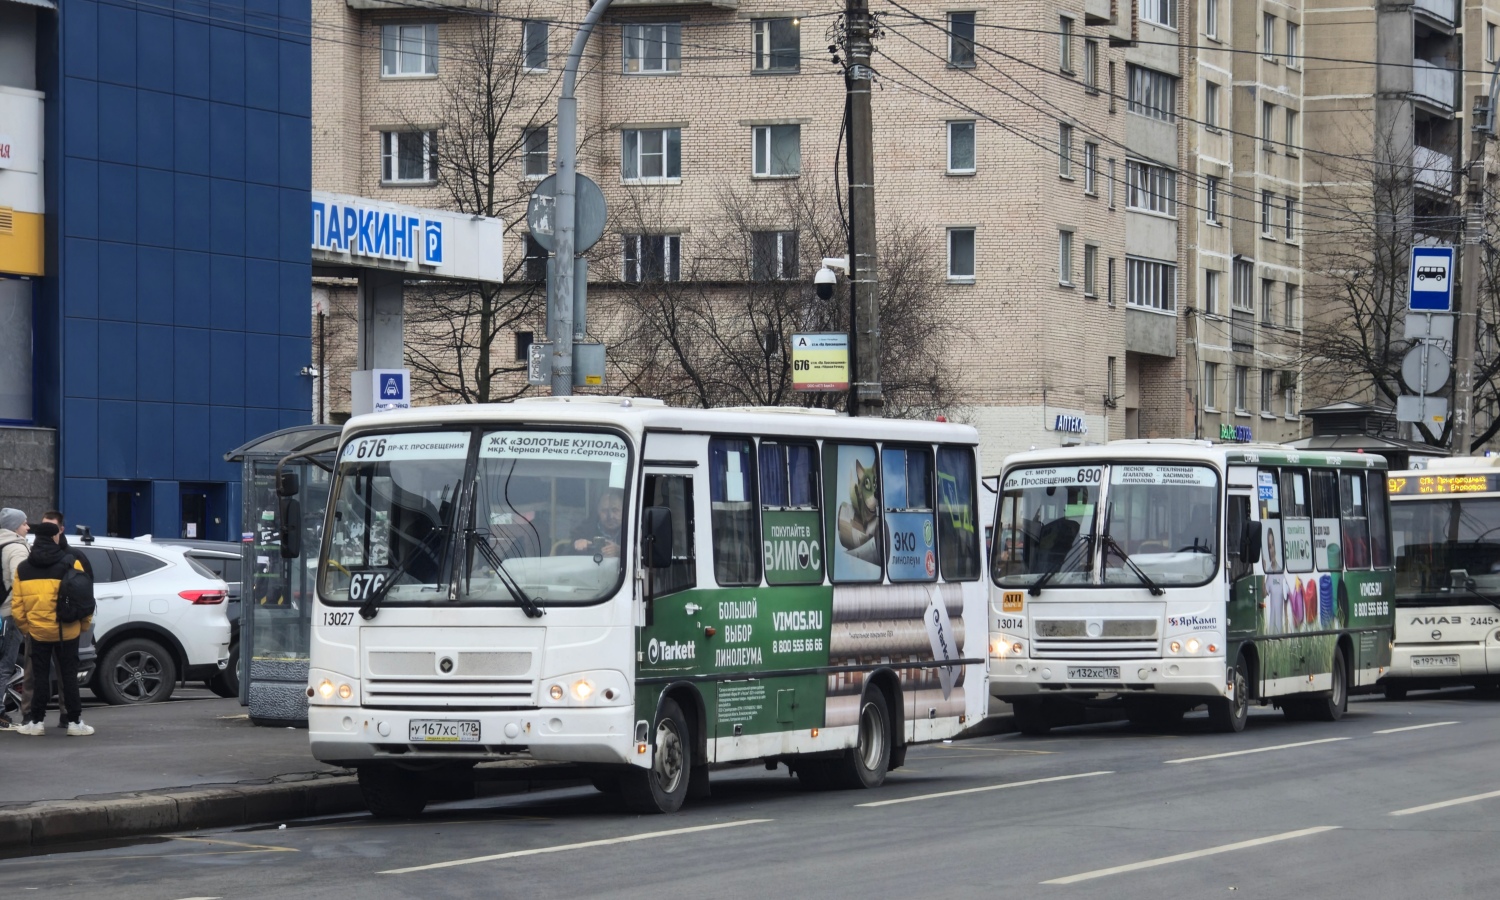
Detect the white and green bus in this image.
<box><xmin>989</xmin><ymin>441</ymin><xmax>1396</xmax><ymax>734</ymax></box>
<box><xmin>292</xmin><ymin>398</ymin><xmax>988</xmax><ymax>815</ymax></box>
<box><xmin>1386</xmin><ymin>457</ymin><xmax>1500</xmax><ymax>698</ymax></box>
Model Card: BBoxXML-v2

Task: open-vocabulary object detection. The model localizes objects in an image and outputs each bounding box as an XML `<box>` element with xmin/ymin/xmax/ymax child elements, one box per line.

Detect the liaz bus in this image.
<box><xmin>989</xmin><ymin>441</ymin><xmax>1395</xmax><ymax>734</ymax></box>
<box><xmin>1386</xmin><ymin>457</ymin><xmax>1500</xmax><ymax>698</ymax></box>
<box><xmin>287</xmin><ymin>397</ymin><xmax>988</xmax><ymax>815</ymax></box>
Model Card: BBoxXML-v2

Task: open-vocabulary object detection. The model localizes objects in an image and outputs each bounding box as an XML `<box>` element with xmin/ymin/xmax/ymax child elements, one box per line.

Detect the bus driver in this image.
<box><xmin>571</xmin><ymin>488</ymin><xmax>623</xmax><ymax>558</ymax></box>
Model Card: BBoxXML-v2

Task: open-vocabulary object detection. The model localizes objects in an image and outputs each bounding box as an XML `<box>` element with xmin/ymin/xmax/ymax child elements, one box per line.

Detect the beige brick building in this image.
<box><xmin>309</xmin><ymin>0</ymin><xmax>1315</xmax><ymax>464</ymax></box>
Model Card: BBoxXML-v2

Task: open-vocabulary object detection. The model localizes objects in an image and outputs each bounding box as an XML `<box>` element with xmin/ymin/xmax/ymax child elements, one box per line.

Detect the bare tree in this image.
<box><xmin>397</xmin><ymin>1</ymin><xmax>551</xmax><ymax>404</ymax></box>
<box><xmin>603</xmin><ymin>174</ymin><xmax>962</xmax><ymax>417</ymax></box>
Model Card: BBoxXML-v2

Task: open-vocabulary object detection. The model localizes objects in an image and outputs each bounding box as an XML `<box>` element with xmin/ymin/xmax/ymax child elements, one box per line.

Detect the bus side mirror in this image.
<box><xmin>278</xmin><ymin>471</ymin><xmax>300</xmax><ymax>498</ymax></box>
<box><xmin>642</xmin><ymin>506</ymin><xmax>674</xmax><ymax>569</ymax></box>
<box><xmin>1241</xmin><ymin>520</ymin><xmax>1262</xmax><ymax>564</ymax></box>
<box><xmin>279</xmin><ymin>497</ymin><xmax>302</xmax><ymax>559</ymax></box>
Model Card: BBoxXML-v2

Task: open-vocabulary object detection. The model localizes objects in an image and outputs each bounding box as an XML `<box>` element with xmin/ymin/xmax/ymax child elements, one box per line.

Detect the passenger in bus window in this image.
<box><xmin>571</xmin><ymin>488</ymin><xmax>624</xmax><ymax>558</ymax></box>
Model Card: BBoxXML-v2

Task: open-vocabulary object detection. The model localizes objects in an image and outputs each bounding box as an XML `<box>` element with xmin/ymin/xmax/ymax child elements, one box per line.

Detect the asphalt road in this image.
<box><xmin>8</xmin><ymin>689</ymin><xmax>1500</xmax><ymax>899</ymax></box>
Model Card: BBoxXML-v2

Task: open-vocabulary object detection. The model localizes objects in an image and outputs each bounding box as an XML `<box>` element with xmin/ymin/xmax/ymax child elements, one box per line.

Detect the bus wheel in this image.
<box><xmin>834</xmin><ymin>688</ymin><xmax>891</xmax><ymax>789</ymax></box>
<box><xmin>1383</xmin><ymin>682</ymin><xmax>1407</xmax><ymax>701</ymax></box>
<box><xmin>1309</xmin><ymin>646</ymin><xmax>1349</xmax><ymax>722</ymax></box>
<box><xmin>621</xmin><ymin>698</ymin><xmax>692</xmax><ymax>814</ymax></box>
<box><xmin>1011</xmin><ymin>700</ymin><xmax>1052</xmax><ymax>736</ymax></box>
<box><xmin>358</xmin><ymin>766</ymin><xmax>429</xmax><ymax>819</ymax></box>
<box><xmin>1208</xmin><ymin>655</ymin><xmax>1250</xmax><ymax>733</ymax></box>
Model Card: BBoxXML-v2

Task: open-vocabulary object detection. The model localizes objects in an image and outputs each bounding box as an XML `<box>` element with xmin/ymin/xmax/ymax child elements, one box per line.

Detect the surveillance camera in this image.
<box><xmin>814</xmin><ymin>266</ymin><xmax>838</xmax><ymax>300</ymax></box>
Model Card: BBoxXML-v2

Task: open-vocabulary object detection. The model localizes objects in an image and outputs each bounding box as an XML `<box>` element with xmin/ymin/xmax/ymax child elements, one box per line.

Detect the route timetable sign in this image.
<box><xmin>1409</xmin><ymin>246</ymin><xmax>1455</xmax><ymax>312</ymax></box>
<box><xmin>791</xmin><ymin>333</ymin><xmax>850</xmax><ymax>391</ymax></box>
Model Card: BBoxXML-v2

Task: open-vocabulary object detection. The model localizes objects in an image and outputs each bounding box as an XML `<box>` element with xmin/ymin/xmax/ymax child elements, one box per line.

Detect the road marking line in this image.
<box><xmin>925</xmin><ymin>744</ymin><xmax>1056</xmax><ymax>756</ymax></box>
<box><xmin>1041</xmin><ymin>826</ymin><xmax>1341</xmax><ymax>884</ymax></box>
<box><xmin>380</xmin><ymin>819</ymin><xmax>771</xmax><ymax>873</ymax></box>
<box><xmin>855</xmin><ymin>771</ymin><xmax>1112</xmax><ymax>808</ymax></box>
<box><xmin>1374</xmin><ymin>721</ymin><xmax>1459</xmax><ymax>734</ymax></box>
<box><xmin>1390</xmin><ymin>789</ymin><xmax>1500</xmax><ymax>817</ymax></box>
<box><xmin>169</xmin><ymin>837</ymin><xmax>297</xmax><ymax>853</ymax></box>
<box><xmin>1163</xmin><ymin>737</ymin><xmax>1348</xmax><ymax>765</ymax></box>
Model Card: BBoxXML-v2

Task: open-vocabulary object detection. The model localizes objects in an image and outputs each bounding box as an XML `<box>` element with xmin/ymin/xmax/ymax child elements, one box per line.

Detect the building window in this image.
<box><xmin>523</xmin><ymin>20</ymin><xmax>549</xmax><ymax>72</ymax></box>
<box><xmin>1204</xmin><ymin>269</ymin><xmax>1220</xmax><ymax>315</ymax></box>
<box><xmin>515</xmin><ymin>330</ymin><xmax>535</xmax><ymax>362</ymax></box>
<box><xmin>751</xmin><ymin>230</ymin><xmax>798</xmax><ymax>280</ymax></box>
<box><xmin>1490</xmin><ymin>22</ymin><xmax>1498</xmax><ymax>63</ymax></box>
<box><xmin>1059</xmin><ymin>230</ymin><xmax>1074</xmax><ymax>285</ymax></box>
<box><xmin>623</xmin><ymin>23</ymin><xmax>682</xmax><ymax>74</ymax></box>
<box><xmin>1084</xmin><ymin>39</ymin><xmax>1099</xmax><ymax>92</ymax></box>
<box><xmin>1141</xmin><ymin>0</ymin><xmax>1176</xmax><ymax>28</ymax></box>
<box><xmin>1284</xmin><ymin>197</ymin><xmax>1296</xmax><ymax>240</ymax></box>
<box><xmin>1261</xmin><ymin>190</ymin><xmax>1274</xmax><ymax>233</ymax></box>
<box><xmin>1263</xmin><ymin>13</ymin><xmax>1276</xmax><ymax>59</ymax></box>
<box><xmin>1060</xmin><ymin>16</ymin><xmax>1075</xmax><ymax>73</ymax></box>
<box><xmin>1084</xmin><ymin>243</ymin><xmax>1099</xmax><ymax>296</ymax></box>
<box><xmin>381</xmin><ymin>131</ymin><xmax>437</xmax><ymax>184</ymax></box>
<box><xmin>1107</xmin><ymin>158</ymin><xmax>1117</xmax><ymax>208</ymax></box>
<box><xmin>1283</xmin><ymin>372</ymin><xmax>1297</xmax><ymax>417</ymax></box>
<box><xmin>522</xmin><ymin>127</ymin><xmax>548</xmax><ymax>179</ymax></box>
<box><xmin>1263</xmin><ymin>102</ymin><xmax>1276</xmax><ymax>150</ymax></box>
<box><xmin>1107</xmin><ymin>257</ymin><xmax>1117</xmax><ymax>305</ymax></box>
<box><xmin>1127</xmin><ymin>65</ymin><xmax>1178</xmax><ymax>122</ymax></box>
<box><xmin>753</xmin><ymin>18</ymin><xmax>800</xmax><ymax>72</ymax></box>
<box><xmin>1107</xmin><ymin>357</ymin><xmax>1117</xmax><ymax>405</ymax></box>
<box><xmin>1232</xmin><ymin>258</ymin><xmax>1254</xmax><ymax>310</ymax></box>
<box><xmin>1284</xmin><ymin>283</ymin><xmax>1297</xmax><ymax>327</ymax></box>
<box><xmin>1285</xmin><ymin>22</ymin><xmax>1300</xmax><ymax>68</ymax></box>
<box><xmin>1204</xmin><ymin>82</ymin><xmax>1220</xmax><ymax>130</ymax></box>
<box><xmin>1206</xmin><ymin>175</ymin><xmax>1220</xmax><ymax>223</ymax></box>
<box><xmin>1234</xmin><ymin>366</ymin><xmax>1249</xmax><ymax>413</ymax></box>
<box><xmin>1108</xmin><ymin>61</ymin><xmax>1117</xmax><ymax>113</ymax></box>
<box><xmin>1261</xmin><ymin>278</ymin><xmax>1276</xmax><ymax>321</ymax></box>
<box><xmin>752</xmin><ymin>124</ymin><xmax>801</xmax><ymax>177</ymax></box>
<box><xmin>1083</xmin><ymin>142</ymin><xmax>1098</xmax><ymax>194</ymax></box>
<box><xmin>621</xmin><ymin>128</ymin><xmax>682</xmax><ymax>182</ymax></box>
<box><xmin>1205</xmin><ymin>0</ymin><xmax>1219</xmax><ymax>39</ymax></box>
<box><xmin>949</xmin><ymin>12</ymin><xmax>976</xmax><ymax>67</ymax></box>
<box><xmin>1261</xmin><ymin>370</ymin><xmax>1275</xmax><ymax>414</ymax></box>
<box><xmin>1126</xmin><ymin>159</ymin><xmax>1177</xmax><ymax>216</ymax></box>
<box><xmin>1127</xmin><ymin>257</ymin><xmax>1176</xmax><ymax>311</ymax></box>
<box><xmin>1203</xmin><ymin>362</ymin><xmax>1219</xmax><ymax>410</ymax></box>
<box><xmin>1285</xmin><ymin>110</ymin><xmax>1299</xmax><ymax>155</ymax></box>
<box><xmin>1058</xmin><ymin>123</ymin><xmax>1074</xmax><ymax>178</ymax></box>
<box><xmin>623</xmin><ymin>234</ymin><xmax>681</xmax><ymax>282</ymax></box>
<box><xmin>948</xmin><ymin>121</ymin><xmax>976</xmax><ymax>174</ymax></box>
<box><xmin>948</xmin><ymin>228</ymin><xmax>976</xmax><ymax>281</ymax></box>
<box><xmin>522</xmin><ymin>234</ymin><xmax>547</xmax><ymax>282</ymax></box>
<box><xmin>381</xmin><ymin>23</ymin><xmax>437</xmax><ymax>77</ymax></box>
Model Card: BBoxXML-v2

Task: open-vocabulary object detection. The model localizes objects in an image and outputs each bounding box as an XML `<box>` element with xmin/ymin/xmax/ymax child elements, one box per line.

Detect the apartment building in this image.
<box><xmin>309</xmin><ymin>1</ymin><xmax>1307</xmax><ymax>458</ymax></box>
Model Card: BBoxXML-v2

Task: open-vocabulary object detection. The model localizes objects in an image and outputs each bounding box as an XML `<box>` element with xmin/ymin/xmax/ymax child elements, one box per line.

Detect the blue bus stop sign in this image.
<box><xmin>1409</xmin><ymin>246</ymin><xmax>1455</xmax><ymax>312</ymax></box>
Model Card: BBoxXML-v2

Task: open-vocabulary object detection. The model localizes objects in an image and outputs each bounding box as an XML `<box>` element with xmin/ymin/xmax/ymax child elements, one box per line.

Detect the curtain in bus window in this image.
<box><xmin>644</xmin><ymin>473</ymin><xmax>695</xmax><ymax>596</ymax></box>
<box><xmin>1367</xmin><ymin>472</ymin><xmax>1391</xmax><ymax>568</ymax></box>
<box><xmin>1258</xmin><ymin>469</ymin><xmax>1283</xmax><ymax>574</ymax></box>
<box><xmin>1280</xmin><ymin>469</ymin><xmax>1313</xmax><ymax>574</ymax></box>
<box><xmin>760</xmin><ymin>440</ymin><xmax>823</xmax><ymax>585</ymax></box>
<box><xmin>936</xmin><ymin>446</ymin><xmax>980</xmax><ymax>581</ymax></box>
<box><xmin>882</xmin><ymin>446</ymin><xmax>936</xmax><ymax>582</ymax></box>
<box><xmin>826</xmin><ymin>443</ymin><xmax>883</xmax><ymax>582</ymax></box>
<box><xmin>1310</xmin><ymin>469</ymin><xmax>1343</xmax><ymax>570</ymax></box>
<box><xmin>1339</xmin><ymin>471</ymin><xmax>1371</xmax><ymax>569</ymax></box>
<box><xmin>709</xmin><ymin>438</ymin><xmax>760</xmax><ymax>586</ymax></box>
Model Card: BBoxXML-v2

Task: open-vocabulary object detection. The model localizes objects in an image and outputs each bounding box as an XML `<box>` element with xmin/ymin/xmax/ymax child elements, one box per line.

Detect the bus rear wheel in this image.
<box><xmin>358</xmin><ymin>766</ymin><xmax>429</xmax><ymax>819</ymax></box>
<box><xmin>833</xmin><ymin>688</ymin><xmax>891</xmax><ymax>789</ymax></box>
<box><xmin>621</xmin><ymin>698</ymin><xmax>692</xmax><ymax>814</ymax></box>
<box><xmin>1307</xmin><ymin>646</ymin><xmax>1349</xmax><ymax>722</ymax></box>
<box><xmin>1208</xmin><ymin>655</ymin><xmax>1250</xmax><ymax>733</ymax></box>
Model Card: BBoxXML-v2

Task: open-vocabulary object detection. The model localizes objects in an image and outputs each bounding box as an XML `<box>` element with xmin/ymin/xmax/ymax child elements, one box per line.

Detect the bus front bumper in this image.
<box><xmin>309</xmin><ymin>705</ymin><xmax>641</xmax><ymax>768</ymax></box>
<box><xmin>1385</xmin><ymin>643</ymin><xmax>1491</xmax><ymax>681</ymax></box>
<box><xmin>989</xmin><ymin>656</ymin><xmax>1229</xmax><ymax>700</ymax></box>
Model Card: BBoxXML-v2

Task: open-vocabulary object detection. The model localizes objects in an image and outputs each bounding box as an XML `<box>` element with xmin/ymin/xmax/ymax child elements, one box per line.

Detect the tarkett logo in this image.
<box><xmin>646</xmin><ymin>638</ymin><xmax>696</xmax><ymax>665</ymax></box>
<box><xmin>1168</xmin><ymin>615</ymin><xmax>1218</xmax><ymax>631</ymax></box>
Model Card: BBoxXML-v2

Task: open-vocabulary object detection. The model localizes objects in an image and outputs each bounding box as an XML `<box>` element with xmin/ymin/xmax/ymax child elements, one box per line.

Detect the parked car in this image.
<box><xmin>68</xmin><ymin>530</ymin><xmax>232</xmax><ymax>704</ymax></box>
<box><xmin>142</xmin><ymin>538</ymin><xmax>242</xmax><ymax>699</ymax></box>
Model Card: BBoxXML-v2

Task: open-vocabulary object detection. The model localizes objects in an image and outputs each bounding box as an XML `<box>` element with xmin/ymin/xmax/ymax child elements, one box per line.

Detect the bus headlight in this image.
<box><xmin>549</xmin><ymin>684</ymin><xmax>565</xmax><ymax>701</ymax></box>
<box><xmin>542</xmin><ymin>670</ymin><xmax>628</xmax><ymax>707</ymax></box>
<box><xmin>572</xmin><ymin>680</ymin><xmax>594</xmax><ymax>701</ymax></box>
<box><xmin>1186</xmin><ymin>639</ymin><xmax>1200</xmax><ymax>654</ymax></box>
<box><xmin>318</xmin><ymin>679</ymin><xmax>334</xmax><ymax>699</ymax></box>
<box><xmin>338</xmin><ymin>683</ymin><xmax>353</xmax><ymax>700</ymax></box>
<box><xmin>1169</xmin><ymin>641</ymin><xmax>1181</xmax><ymax>654</ymax></box>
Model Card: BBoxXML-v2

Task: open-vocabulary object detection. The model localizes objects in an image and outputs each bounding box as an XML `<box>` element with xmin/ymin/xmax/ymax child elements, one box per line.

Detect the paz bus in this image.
<box><xmin>289</xmin><ymin>397</ymin><xmax>987</xmax><ymax>815</ymax></box>
<box><xmin>1385</xmin><ymin>457</ymin><xmax>1500</xmax><ymax>698</ymax></box>
<box><xmin>989</xmin><ymin>440</ymin><xmax>1395</xmax><ymax>734</ymax></box>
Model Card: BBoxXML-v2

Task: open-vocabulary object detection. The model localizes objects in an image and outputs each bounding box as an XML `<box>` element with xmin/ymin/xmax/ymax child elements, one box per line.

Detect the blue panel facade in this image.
<box><xmin>40</xmin><ymin>1</ymin><xmax>312</xmax><ymax>540</ymax></box>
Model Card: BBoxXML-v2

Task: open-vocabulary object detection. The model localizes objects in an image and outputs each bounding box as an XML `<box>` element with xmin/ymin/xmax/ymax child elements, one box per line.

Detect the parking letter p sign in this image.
<box><xmin>423</xmin><ymin>220</ymin><xmax>443</xmax><ymax>266</ymax></box>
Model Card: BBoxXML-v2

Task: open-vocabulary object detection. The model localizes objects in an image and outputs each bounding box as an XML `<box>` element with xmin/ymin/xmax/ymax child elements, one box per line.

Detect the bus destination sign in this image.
<box><xmin>1389</xmin><ymin>473</ymin><xmax>1498</xmax><ymax>496</ymax></box>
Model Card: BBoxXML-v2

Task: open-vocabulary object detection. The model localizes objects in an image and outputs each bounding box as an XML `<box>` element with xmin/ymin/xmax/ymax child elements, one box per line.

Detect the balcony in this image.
<box><xmin>1412</xmin><ymin>59</ymin><xmax>1456</xmax><ymax>113</ymax></box>
<box><xmin>1085</xmin><ymin>0</ymin><xmax>1114</xmax><ymax>25</ymax></box>
<box><xmin>1413</xmin><ymin>0</ymin><xmax>1457</xmax><ymax>29</ymax></box>
<box><xmin>1414</xmin><ymin>146</ymin><xmax>1455</xmax><ymax>194</ymax></box>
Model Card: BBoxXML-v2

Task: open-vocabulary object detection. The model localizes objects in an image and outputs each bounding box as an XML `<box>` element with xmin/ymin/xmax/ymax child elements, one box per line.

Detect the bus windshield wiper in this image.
<box><xmin>1028</xmin><ymin>531</ymin><xmax>1095</xmax><ymax>596</ymax></box>
<box><xmin>358</xmin><ymin>524</ymin><xmax>449</xmax><ymax>621</ymax></box>
<box><xmin>469</xmin><ymin>530</ymin><xmax>545</xmax><ymax>619</ymax></box>
<box><xmin>1452</xmin><ymin>574</ymin><xmax>1500</xmax><ymax>613</ymax></box>
<box><xmin>1101</xmin><ymin>502</ymin><xmax>1165</xmax><ymax>596</ymax></box>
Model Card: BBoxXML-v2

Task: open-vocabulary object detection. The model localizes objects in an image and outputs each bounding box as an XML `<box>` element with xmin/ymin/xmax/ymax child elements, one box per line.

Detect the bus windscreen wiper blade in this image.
<box><xmin>469</xmin><ymin>530</ymin><xmax>545</xmax><ymax>619</ymax></box>
<box><xmin>1453</xmin><ymin>576</ymin><xmax>1500</xmax><ymax>613</ymax></box>
<box><xmin>359</xmin><ymin>525</ymin><xmax>448</xmax><ymax>621</ymax></box>
<box><xmin>1102</xmin><ymin>534</ymin><xmax>1166</xmax><ymax>596</ymax></box>
<box><xmin>1028</xmin><ymin>532</ymin><xmax>1094</xmax><ymax>596</ymax></box>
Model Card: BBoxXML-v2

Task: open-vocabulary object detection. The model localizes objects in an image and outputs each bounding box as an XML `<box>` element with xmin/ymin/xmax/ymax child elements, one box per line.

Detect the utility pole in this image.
<box><xmin>845</xmin><ymin>0</ymin><xmax>882</xmax><ymax>416</ymax></box>
<box><xmin>1457</xmin><ymin>92</ymin><xmax>1489</xmax><ymax>455</ymax></box>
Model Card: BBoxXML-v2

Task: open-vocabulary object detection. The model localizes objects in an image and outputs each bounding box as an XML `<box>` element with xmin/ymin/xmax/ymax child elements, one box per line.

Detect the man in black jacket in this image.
<box><xmin>19</xmin><ymin>511</ymin><xmax>94</xmax><ymax>726</ymax></box>
<box><xmin>12</xmin><ymin>521</ymin><xmax>92</xmax><ymax>736</ymax></box>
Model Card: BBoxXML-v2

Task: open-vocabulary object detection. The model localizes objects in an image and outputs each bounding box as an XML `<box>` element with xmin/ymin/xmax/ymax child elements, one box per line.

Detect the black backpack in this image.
<box><xmin>56</xmin><ymin>555</ymin><xmax>96</xmax><ymax>625</ymax></box>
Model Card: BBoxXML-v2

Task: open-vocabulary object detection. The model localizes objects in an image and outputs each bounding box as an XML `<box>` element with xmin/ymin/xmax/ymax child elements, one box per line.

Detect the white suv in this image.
<box><xmin>67</xmin><ymin>534</ymin><xmax>233</xmax><ymax>704</ymax></box>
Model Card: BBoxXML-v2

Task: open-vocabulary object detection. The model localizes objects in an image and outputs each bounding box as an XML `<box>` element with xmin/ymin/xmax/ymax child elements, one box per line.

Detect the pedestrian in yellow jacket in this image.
<box><xmin>12</xmin><ymin>521</ymin><xmax>93</xmax><ymax>736</ymax></box>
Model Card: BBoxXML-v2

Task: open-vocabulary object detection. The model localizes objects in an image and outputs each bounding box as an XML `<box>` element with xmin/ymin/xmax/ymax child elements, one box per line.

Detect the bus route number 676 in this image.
<box><xmin>348</xmin><ymin>571</ymin><xmax>389</xmax><ymax>602</ymax></box>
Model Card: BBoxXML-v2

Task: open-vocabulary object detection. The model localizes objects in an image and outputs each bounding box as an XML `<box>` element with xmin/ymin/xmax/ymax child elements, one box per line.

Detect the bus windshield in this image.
<box><xmin>992</xmin><ymin>466</ymin><xmax>1101</xmax><ymax>587</ymax></box>
<box><xmin>1393</xmin><ymin>496</ymin><xmax>1500</xmax><ymax>598</ymax></box>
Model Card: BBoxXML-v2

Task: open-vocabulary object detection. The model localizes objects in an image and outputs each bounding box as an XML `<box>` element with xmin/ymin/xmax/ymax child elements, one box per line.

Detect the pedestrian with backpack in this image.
<box><xmin>0</xmin><ymin>508</ymin><xmax>30</xmax><ymax>731</ymax></box>
<box><xmin>11</xmin><ymin>521</ymin><xmax>94</xmax><ymax>736</ymax></box>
